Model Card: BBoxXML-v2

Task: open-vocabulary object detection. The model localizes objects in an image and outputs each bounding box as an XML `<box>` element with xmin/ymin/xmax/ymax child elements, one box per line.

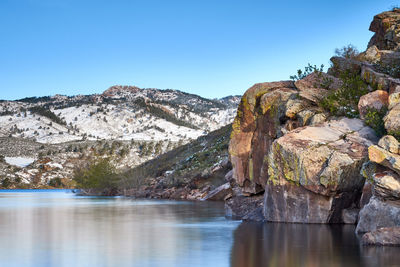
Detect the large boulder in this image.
<box><xmin>358</xmin><ymin>90</ymin><xmax>388</xmax><ymax>119</ymax></box>
<box><xmin>362</xmin><ymin>227</ymin><xmax>400</xmax><ymax>246</ymax></box>
<box><xmin>356</xmin><ymin>197</ymin><xmax>400</xmax><ymax>233</ymax></box>
<box><xmin>229</xmin><ymin>74</ymin><xmax>341</xmax><ymax>195</ymax></box>
<box><xmin>368</xmin><ymin>9</ymin><xmax>400</xmax><ymax>51</ymax></box>
<box><xmin>264</xmin><ymin>118</ymin><xmax>377</xmax><ymax>223</ymax></box>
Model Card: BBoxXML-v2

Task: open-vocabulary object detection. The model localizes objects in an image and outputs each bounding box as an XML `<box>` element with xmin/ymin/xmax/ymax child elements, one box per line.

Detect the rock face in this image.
<box><xmin>362</xmin><ymin>227</ymin><xmax>400</xmax><ymax>246</ymax></box>
<box><xmin>229</xmin><ymin>74</ymin><xmax>341</xmax><ymax>195</ymax></box>
<box><xmin>227</xmin><ymin>9</ymin><xmax>400</xmax><ymax>228</ymax></box>
<box><xmin>368</xmin><ymin>9</ymin><xmax>400</xmax><ymax>51</ymax></box>
<box><xmin>229</xmin><ymin>81</ymin><xmax>298</xmax><ymax>194</ymax></box>
<box><xmin>264</xmin><ymin>118</ymin><xmax>377</xmax><ymax>223</ymax></box>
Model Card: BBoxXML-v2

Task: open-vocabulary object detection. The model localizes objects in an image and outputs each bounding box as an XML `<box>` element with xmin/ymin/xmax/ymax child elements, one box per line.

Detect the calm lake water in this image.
<box><xmin>0</xmin><ymin>190</ymin><xmax>398</xmax><ymax>267</ymax></box>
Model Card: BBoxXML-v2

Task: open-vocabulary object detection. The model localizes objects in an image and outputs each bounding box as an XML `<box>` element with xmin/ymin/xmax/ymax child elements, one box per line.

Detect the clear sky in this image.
<box><xmin>0</xmin><ymin>0</ymin><xmax>398</xmax><ymax>100</ymax></box>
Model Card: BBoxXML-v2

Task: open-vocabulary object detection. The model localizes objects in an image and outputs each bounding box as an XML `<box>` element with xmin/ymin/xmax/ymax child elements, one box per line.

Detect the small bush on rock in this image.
<box><xmin>334</xmin><ymin>44</ymin><xmax>360</xmax><ymax>59</ymax></box>
<box><xmin>364</xmin><ymin>107</ymin><xmax>387</xmax><ymax>137</ymax></box>
<box><xmin>373</xmin><ymin>60</ymin><xmax>400</xmax><ymax>78</ymax></box>
<box><xmin>320</xmin><ymin>70</ymin><xmax>369</xmax><ymax>118</ymax></box>
<box><xmin>290</xmin><ymin>64</ymin><xmax>324</xmax><ymax>81</ymax></box>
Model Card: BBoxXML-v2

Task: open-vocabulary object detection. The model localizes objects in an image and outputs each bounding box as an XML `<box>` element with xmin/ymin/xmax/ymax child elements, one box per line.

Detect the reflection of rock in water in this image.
<box><xmin>361</xmin><ymin>246</ymin><xmax>400</xmax><ymax>267</ymax></box>
<box><xmin>231</xmin><ymin>223</ymin><xmax>365</xmax><ymax>267</ymax></box>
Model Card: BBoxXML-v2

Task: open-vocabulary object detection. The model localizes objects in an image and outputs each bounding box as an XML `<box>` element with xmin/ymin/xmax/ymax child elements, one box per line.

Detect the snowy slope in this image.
<box><xmin>0</xmin><ymin>86</ymin><xmax>241</xmax><ymax>144</ymax></box>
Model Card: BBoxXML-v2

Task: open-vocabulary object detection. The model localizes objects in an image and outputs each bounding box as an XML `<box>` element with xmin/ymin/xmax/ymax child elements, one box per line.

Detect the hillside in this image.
<box><xmin>0</xmin><ymin>86</ymin><xmax>240</xmax><ymax>188</ymax></box>
<box><xmin>0</xmin><ymin>86</ymin><xmax>240</xmax><ymax>143</ymax></box>
<box><xmin>121</xmin><ymin>124</ymin><xmax>233</xmax><ymax>200</ymax></box>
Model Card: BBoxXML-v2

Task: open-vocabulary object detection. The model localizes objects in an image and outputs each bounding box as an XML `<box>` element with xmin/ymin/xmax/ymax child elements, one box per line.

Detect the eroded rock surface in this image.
<box><xmin>368</xmin><ymin>9</ymin><xmax>400</xmax><ymax>51</ymax></box>
<box><xmin>229</xmin><ymin>75</ymin><xmax>339</xmax><ymax>194</ymax></box>
<box><xmin>264</xmin><ymin>118</ymin><xmax>376</xmax><ymax>223</ymax></box>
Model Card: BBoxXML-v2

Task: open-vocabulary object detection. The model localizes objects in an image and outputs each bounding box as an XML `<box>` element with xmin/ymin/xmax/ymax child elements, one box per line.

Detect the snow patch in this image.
<box><xmin>5</xmin><ymin>157</ymin><xmax>35</xmax><ymax>168</ymax></box>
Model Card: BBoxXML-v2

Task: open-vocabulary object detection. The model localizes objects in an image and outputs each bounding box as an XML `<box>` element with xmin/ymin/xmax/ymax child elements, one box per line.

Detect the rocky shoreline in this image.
<box><xmin>78</xmin><ymin>9</ymin><xmax>400</xmax><ymax>247</ymax></box>
<box><xmin>222</xmin><ymin>9</ymin><xmax>400</xmax><ymax>246</ymax></box>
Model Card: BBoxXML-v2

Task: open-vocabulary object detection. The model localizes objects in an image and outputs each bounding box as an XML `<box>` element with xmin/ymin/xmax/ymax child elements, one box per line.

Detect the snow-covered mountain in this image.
<box><xmin>0</xmin><ymin>86</ymin><xmax>240</xmax><ymax>188</ymax></box>
<box><xmin>0</xmin><ymin>86</ymin><xmax>240</xmax><ymax>144</ymax></box>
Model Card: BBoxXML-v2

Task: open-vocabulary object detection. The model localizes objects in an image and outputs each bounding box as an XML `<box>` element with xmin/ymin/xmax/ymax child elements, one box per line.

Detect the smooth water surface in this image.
<box><xmin>0</xmin><ymin>190</ymin><xmax>398</xmax><ymax>267</ymax></box>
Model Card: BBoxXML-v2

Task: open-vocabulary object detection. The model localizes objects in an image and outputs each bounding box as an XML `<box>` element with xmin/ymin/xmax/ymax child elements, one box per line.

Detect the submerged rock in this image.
<box><xmin>362</xmin><ymin>227</ymin><xmax>400</xmax><ymax>246</ymax></box>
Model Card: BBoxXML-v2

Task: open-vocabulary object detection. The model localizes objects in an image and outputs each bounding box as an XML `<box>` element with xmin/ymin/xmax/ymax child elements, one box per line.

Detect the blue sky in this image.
<box><xmin>0</xmin><ymin>0</ymin><xmax>398</xmax><ymax>100</ymax></box>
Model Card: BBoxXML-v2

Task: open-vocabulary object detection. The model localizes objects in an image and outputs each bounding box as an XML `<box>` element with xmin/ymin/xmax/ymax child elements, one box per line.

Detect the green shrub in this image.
<box><xmin>48</xmin><ymin>177</ymin><xmax>63</xmax><ymax>188</ymax></box>
<box><xmin>364</xmin><ymin>107</ymin><xmax>387</xmax><ymax>137</ymax></box>
<box><xmin>334</xmin><ymin>44</ymin><xmax>359</xmax><ymax>59</ymax></box>
<box><xmin>320</xmin><ymin>70</ymin><xmax>369</xmax><ymax>118</ymax></box>
<box><xmin>290</xmin><ymin>64</ymin><xmax>324</xmax><ymax>81</ymax></box>
<box><xmin>73</xmin><ymin>158</ymin><xmax>120</xmax><ymax>190</ymax></box>
<box><xmin>29</xmin><ymin>106</ymin><xmax>66</xmax><ymax>125</ymax></box>
<box><xmin>373</xmin><ymin>61</ymin><xmax>400</xmax><ymax>78</ymax></box>
<box><xmin>1</xmin><ymin>178</ymin><xmax>11</xmax><ymax>188</ymax></box>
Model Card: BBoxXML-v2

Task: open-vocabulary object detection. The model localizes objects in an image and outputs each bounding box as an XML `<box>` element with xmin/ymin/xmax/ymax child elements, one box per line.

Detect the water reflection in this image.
<box><xmin>1</xmin><ymin>190</ymin><xmax>399</xmax><ymax>267</ymax></box>
<box><xmin>0</xmin><ymin>190</ymin><xmax>239</xmax><ymax>267</ymax></box>
<box><xmin>230</xmin><ymin>222</ymin><xmax>400</xmax><ymax>267</ymax></box>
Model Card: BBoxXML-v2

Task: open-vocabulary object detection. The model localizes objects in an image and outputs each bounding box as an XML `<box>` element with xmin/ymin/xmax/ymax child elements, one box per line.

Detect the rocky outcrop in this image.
<box><xmin>264</xmin><ymin>118</ymin><xmax>377</xmax><ymax>223</ymax></box>
<box><xmin>228</xmin><ymin>74</ymin><xmax>341</xmax><ymax>195</ymax></box>
<box><xmin>226</xmin><ymin>9</ymin><xmax>400</xmax><ymax>228</ymax></box>
<box><xmin>362</xmin><ymin>227</ymin><xmax>400</xmax><ymax>246</ymax></box>
<box><xmin>368</xmin><ymin>9</ymin><xmax>400</xmax><ymax>51</ymax></box>
<box><xmin>229</xmin><ymin>81</ymin><xmax>298</xmax><ymax>194</ymax></box>
<box><xmin>357</xmin><ymin>135</ymin><xmax>400</xmax><ymax>233</ymax></box>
